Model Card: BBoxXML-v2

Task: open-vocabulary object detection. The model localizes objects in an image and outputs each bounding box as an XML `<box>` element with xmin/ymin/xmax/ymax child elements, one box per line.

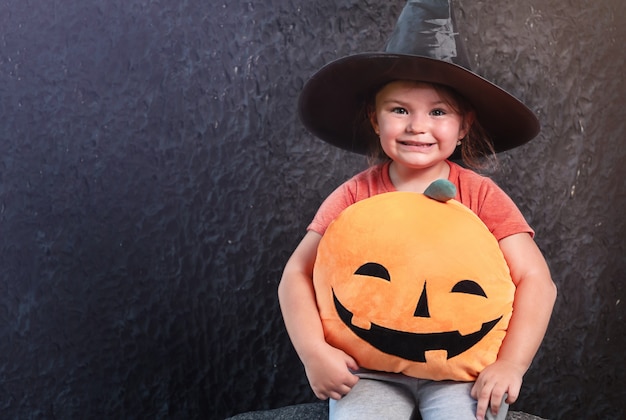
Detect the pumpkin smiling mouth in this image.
<box><xmin>332</xmin><ymin>291</ymin><xmax>502</xmax><ymax>362</ymax></box>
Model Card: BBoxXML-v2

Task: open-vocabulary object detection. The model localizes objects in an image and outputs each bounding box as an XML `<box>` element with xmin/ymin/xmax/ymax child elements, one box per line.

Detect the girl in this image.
<box><xmin>279</xmin><ymin>1</ymin><xmax>556</xmax><ymax>419</ymax></box>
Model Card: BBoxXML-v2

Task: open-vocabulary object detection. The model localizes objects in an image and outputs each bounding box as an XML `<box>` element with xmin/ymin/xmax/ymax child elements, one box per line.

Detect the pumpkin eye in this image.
<box><xmin>451</xmin><ymin>280</ymin><xmax>487</xmax><ymax>297</ymax></box>
<box><xmin>354</xmin><ymin>262</ymin><xmax>390</xmax><ymax>281</ymax></box>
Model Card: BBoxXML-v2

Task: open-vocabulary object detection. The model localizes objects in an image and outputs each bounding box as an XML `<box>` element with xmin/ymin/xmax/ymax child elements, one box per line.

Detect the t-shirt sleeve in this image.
<box><xmin>307</xmin><ymin>164</ymin><xmax>390</xmax><ymax>235</ymax></box>
<box><xmin>472</xmin><ymin>178</ymin><xmax>535</xmax><ymax>241</ymax></box>
<box><xmin>307</xmin><ymin>181</ymin><xmax>356</xmax><ymax>235</ymax></box>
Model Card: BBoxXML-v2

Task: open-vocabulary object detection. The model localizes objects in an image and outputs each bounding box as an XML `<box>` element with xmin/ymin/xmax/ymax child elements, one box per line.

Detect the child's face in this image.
<box><xmin>370</xmin><ymin>81</ymin><xmax>470</xmax><ymax>170</ymax></box>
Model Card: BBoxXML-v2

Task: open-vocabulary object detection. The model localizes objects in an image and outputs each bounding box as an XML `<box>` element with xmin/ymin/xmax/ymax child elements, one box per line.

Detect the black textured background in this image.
<box><xmin>0</xmin><ymin>0</ymin><xmax>624</xmax><ymax>419</ymax></box>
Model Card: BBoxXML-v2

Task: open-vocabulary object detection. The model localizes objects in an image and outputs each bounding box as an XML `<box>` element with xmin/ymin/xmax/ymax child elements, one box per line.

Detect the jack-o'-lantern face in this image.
<box><xmin>313</xmin><ymin>191</ymin><xmax>515</xmax><ymax>381</ymax></box>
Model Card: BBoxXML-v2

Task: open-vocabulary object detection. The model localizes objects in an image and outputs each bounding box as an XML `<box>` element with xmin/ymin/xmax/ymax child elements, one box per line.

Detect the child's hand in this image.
<box><xmin>471</xmin><ymin>360</ymin><xmax>524</xmax><ymax>420</ymax></box>
<box><xmin>303</xmin><ymin>342</ymin><xmax>360</xmax><ymax>401</ymax></box>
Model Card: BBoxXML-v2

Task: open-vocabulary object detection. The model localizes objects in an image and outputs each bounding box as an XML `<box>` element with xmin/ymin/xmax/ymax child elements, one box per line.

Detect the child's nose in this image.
<box><xmin>407</xmin><ymin>114</ymin><xmax>427</xmax><ymax>133</ymax></box>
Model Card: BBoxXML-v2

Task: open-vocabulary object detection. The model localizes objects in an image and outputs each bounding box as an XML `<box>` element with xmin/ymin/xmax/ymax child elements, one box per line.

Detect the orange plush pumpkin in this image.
<box><xmin>313</xmin><ymin>183</ymin><xmax>515</xmax><ymax>381</ymax></box>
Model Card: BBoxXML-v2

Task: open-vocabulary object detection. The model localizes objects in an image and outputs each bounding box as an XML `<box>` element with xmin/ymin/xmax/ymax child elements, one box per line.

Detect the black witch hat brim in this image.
<box><xmin>298</xmin><ymin>52</ymin><xmax>540</xmax><ymax>157</ymax></box>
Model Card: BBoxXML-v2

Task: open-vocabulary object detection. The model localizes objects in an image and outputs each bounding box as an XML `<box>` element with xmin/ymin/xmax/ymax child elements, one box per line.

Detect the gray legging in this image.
<box><xmin>329</xmin><ymin>370</ymin><xmax>508</xmax><ymax>420</ymax></box>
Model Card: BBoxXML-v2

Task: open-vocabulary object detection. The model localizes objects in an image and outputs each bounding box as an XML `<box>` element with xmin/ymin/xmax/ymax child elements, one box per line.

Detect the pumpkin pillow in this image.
<box><xmin>313</xmin><ymin>180</ymin><xmax>515</xmax><ymax>381</ymax></box>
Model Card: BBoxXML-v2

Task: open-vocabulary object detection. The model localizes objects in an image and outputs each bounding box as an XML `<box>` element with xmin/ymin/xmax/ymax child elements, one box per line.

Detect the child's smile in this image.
<box><xmin>397</xmin><ymin>139</ymin><xmax>436</xmax><ymax>148</ymax></box>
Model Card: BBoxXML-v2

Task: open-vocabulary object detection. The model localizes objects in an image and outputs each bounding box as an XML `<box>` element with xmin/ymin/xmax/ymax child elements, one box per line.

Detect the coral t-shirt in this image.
<box><xmin>307</xmin><ymin>160</ymin><xmax>534</xmax><ymax>241</ymax></box>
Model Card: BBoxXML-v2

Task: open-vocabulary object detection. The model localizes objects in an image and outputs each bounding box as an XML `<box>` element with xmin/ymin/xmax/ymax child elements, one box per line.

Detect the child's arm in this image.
<box><xmin>472</xmin><ymin>232</ymin><xmax>557</xmax><ymax>420</ymax></box>
<box><xmin>278</xmin><ymin>231</ymin><xmax>360</xmax><ymax>400</ymax></box>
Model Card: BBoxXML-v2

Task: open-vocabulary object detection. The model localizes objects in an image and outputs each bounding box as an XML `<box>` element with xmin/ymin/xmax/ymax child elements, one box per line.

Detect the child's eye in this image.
<box><xmin>391</xmin><ymin>107</ymin><xmax>408</xmax><ymax>115</ymax></box>
<box><xmin>430</xmin><ymin>109</ymin><xmax>447</xmax><ymax>116</ymax></box>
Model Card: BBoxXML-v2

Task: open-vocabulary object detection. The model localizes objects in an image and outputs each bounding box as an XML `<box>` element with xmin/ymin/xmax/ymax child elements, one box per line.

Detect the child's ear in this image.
<box><xmin>369</xmin><ymin>111</ymin><xmax>380</xmax><ymax>135</ymax></box>
<box><xmin>459</xmin><ymin>111</ymin><xmax>475</xmax><ymax>139</ymax></box>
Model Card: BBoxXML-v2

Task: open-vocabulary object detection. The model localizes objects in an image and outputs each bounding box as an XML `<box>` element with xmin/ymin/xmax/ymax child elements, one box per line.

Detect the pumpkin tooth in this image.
<box><xmin>424</xmin><ymin>350</ymin><xmax>448</xmax><ymax>364</ymax></box>
<box><xmin>458</xmin><ymin>325</ymin><xmax>482</xmax><ymax>336</ymax></box>
<box><xmin>350</xmin><ymin>315</ymin><xmax>372</xmax><ymax>330</ymax></box>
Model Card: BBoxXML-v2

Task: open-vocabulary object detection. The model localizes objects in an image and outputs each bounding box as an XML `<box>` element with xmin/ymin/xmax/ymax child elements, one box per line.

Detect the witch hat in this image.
<box><xmin>298</xmin><ymin>0</ymin><xmax>540</xmax><ymax>157</ymax></box>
